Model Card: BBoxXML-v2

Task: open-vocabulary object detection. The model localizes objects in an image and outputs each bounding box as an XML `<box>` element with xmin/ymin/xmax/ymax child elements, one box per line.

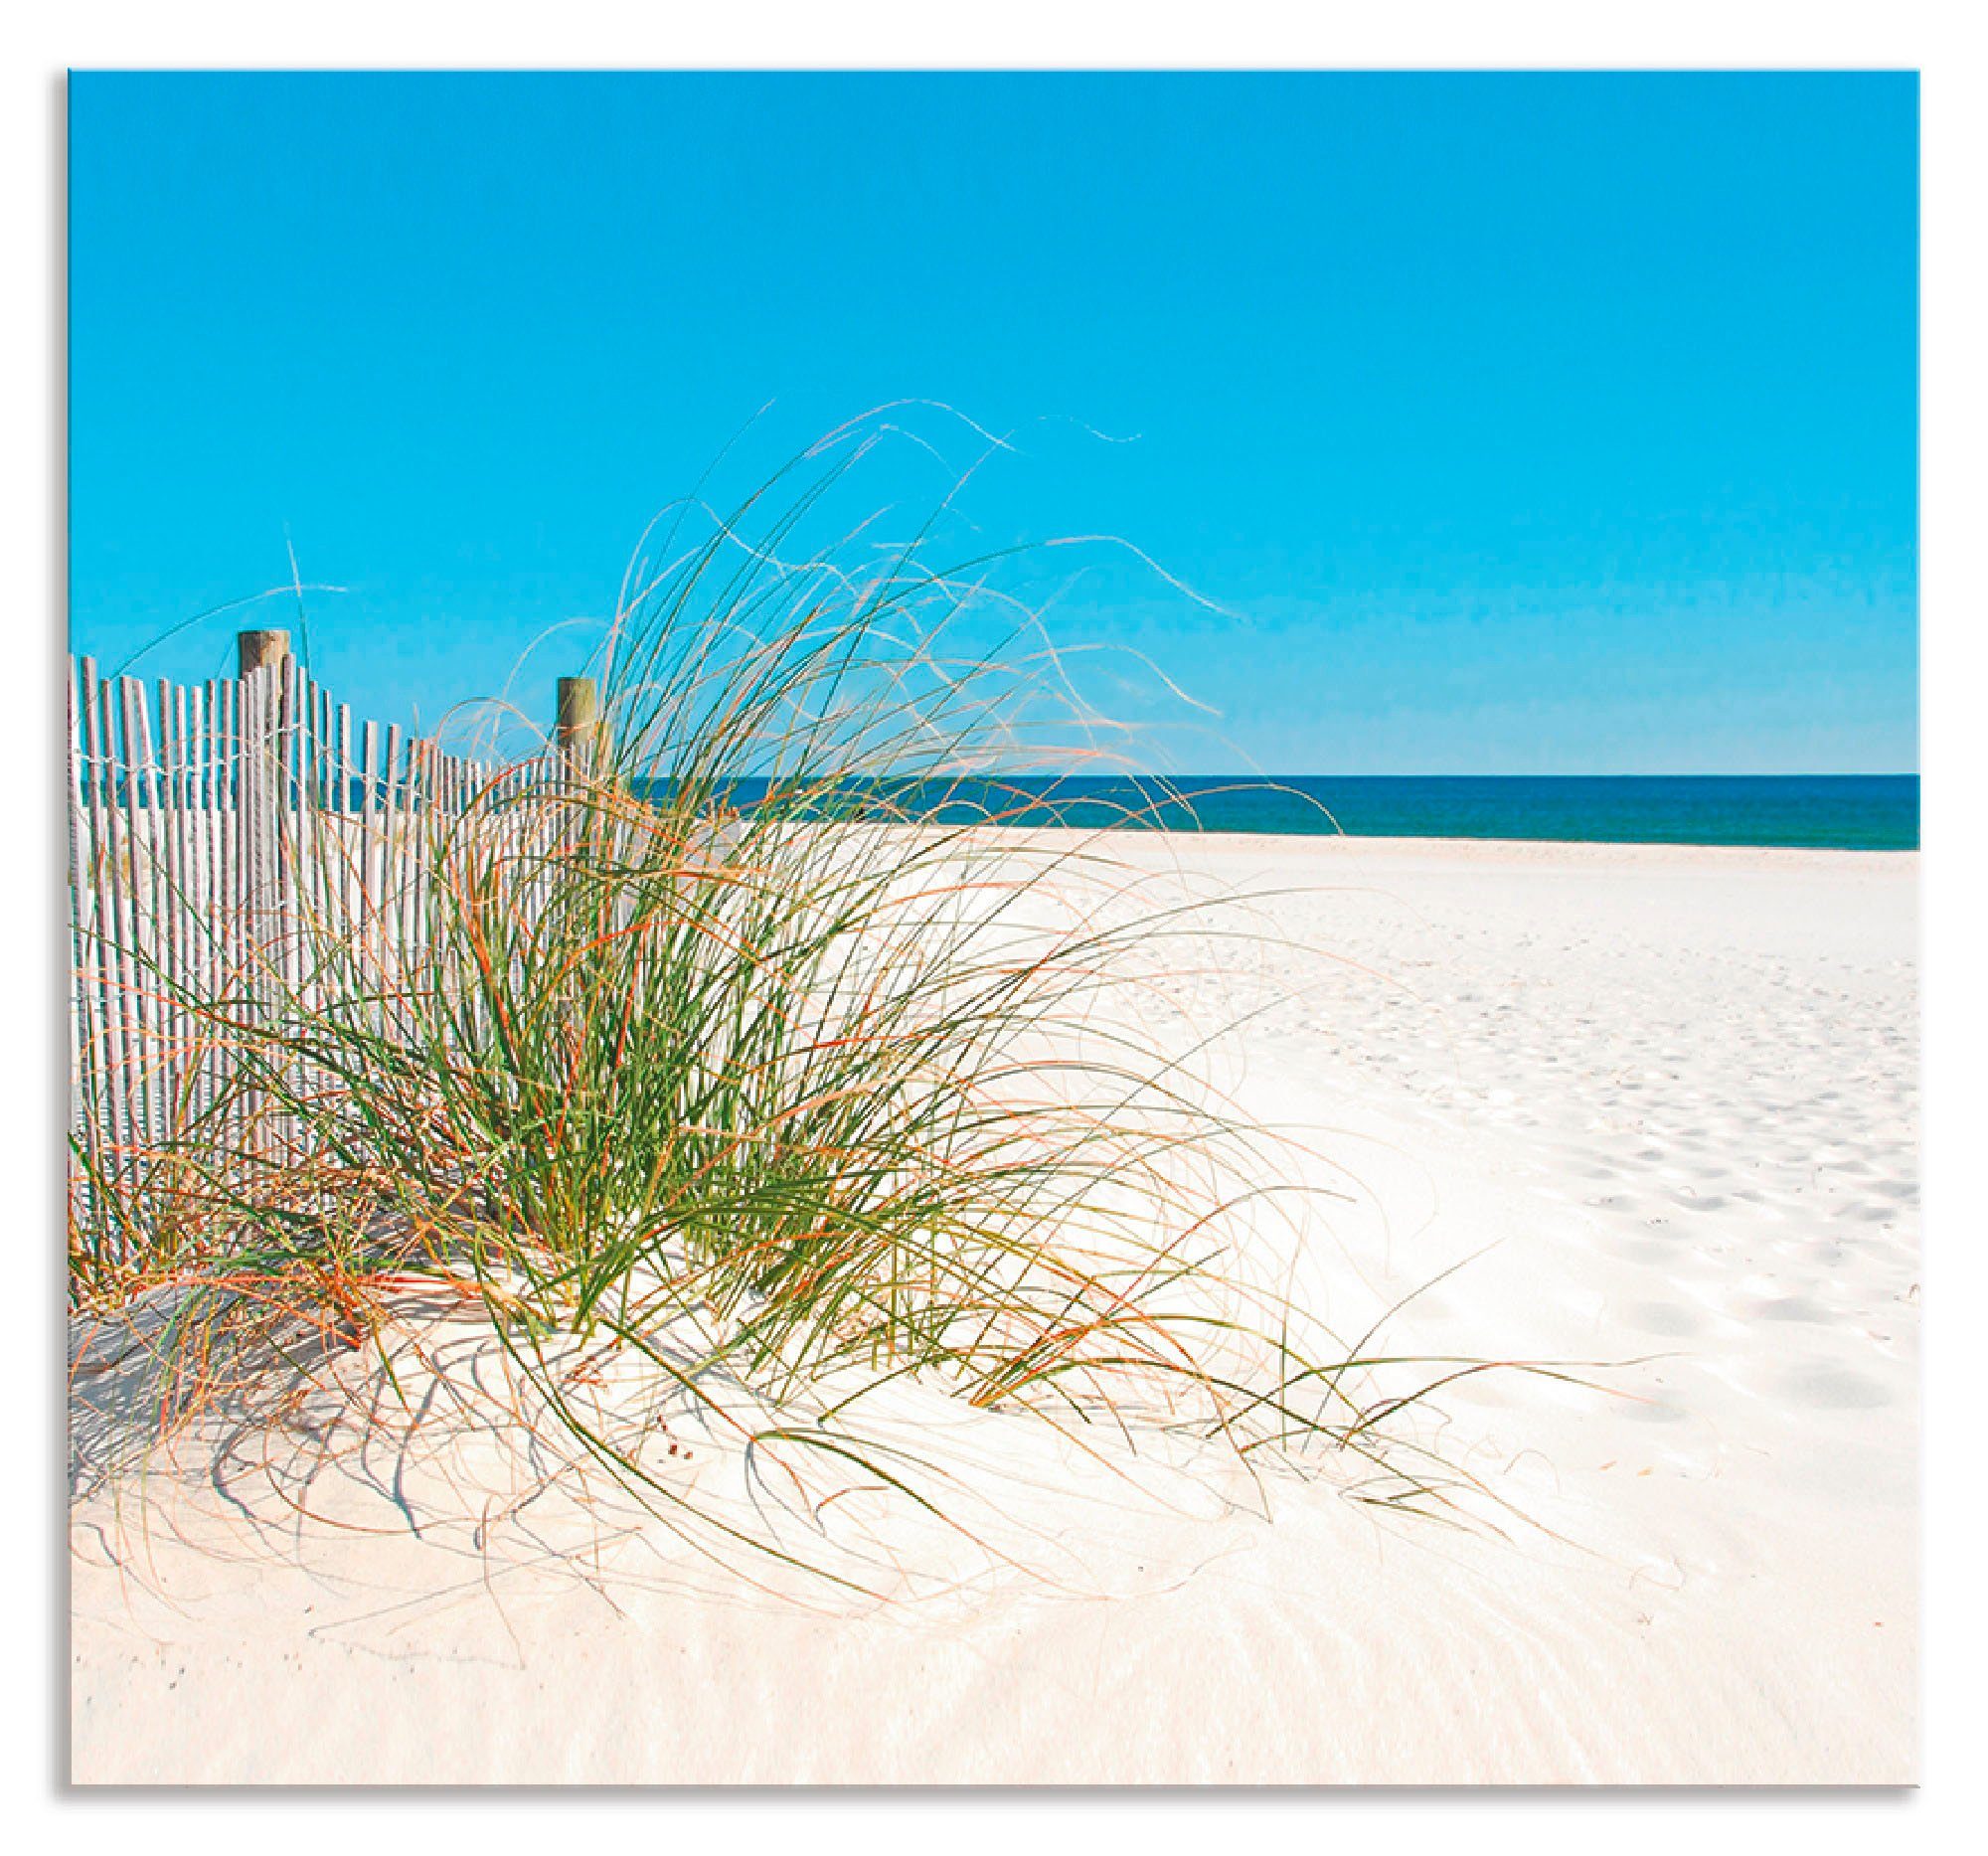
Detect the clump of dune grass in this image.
<box><xmin>68</xmin><ymin>426</ymin><xmax>1560</xmax><ymax>1598</ymax></box>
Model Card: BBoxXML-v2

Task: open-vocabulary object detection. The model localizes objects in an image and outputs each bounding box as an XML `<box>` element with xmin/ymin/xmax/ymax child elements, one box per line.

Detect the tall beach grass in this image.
<box><xmin>68</xmin><ymin>425</ymin><xmax>1559</xmax><ymax>1598</ymax></box>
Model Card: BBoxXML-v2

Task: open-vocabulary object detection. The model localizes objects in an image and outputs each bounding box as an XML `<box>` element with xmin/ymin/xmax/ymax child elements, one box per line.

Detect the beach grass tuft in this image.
<box><xmin>69</xmin><ymin>428</ymin><xmax>1559</xmax><ymax>1596</ymax></box>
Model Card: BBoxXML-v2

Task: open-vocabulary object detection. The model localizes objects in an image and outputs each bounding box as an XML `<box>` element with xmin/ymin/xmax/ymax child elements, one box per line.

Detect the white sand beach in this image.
<box><xmin>69</xmin><ymin>833</ymin><xmax>1919</xmax><ymax>1785</ymax></box>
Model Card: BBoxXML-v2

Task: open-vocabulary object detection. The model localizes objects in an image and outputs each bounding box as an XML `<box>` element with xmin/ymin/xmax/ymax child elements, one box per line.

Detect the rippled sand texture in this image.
<box><xmin>71</xmin><ymin>835</ymin><xmax>1918</xmax><ymax>1784</ymax></box>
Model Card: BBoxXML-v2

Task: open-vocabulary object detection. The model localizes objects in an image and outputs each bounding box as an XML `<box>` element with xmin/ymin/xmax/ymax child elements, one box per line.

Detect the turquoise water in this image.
<box><xmin>695</xmin><ymin>774</ymin><xmax>1918</xmax><ymax>851</ymax></box>
<box><xmin>990</xmin><ymin>774</ymin><xmax>1918</xmax><ymax>850</ymax></box>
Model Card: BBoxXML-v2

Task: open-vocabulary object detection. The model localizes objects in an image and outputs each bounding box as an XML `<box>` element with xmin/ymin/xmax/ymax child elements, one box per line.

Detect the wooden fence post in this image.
<box><xmin>238</xmin><ymin>628</ymin><xmax>290</xmax><ymax>678</ymax></box>
<box><xmin>557</xmin><ymin>676</ymin><xmax>604</xmax><ymax>772</ymax></box>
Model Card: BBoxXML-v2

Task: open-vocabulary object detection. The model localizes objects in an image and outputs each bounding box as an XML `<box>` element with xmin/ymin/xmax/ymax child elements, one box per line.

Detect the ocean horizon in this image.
<box><xmin>662</xmin><ymin>772</ymin><xmax>1918</xmax><ymax>851</ymax></box>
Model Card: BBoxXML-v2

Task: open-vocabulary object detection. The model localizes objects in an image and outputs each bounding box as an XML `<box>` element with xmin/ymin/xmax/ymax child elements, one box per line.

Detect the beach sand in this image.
<box><xmin>68</xmin><ymin>834</ymin><xmax>1919</xmax><ymax>1784</ymax></box>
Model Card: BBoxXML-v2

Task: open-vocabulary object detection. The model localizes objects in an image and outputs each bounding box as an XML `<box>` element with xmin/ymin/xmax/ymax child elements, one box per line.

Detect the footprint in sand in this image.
<box><xmin>1622</xmin><ymin>1397</ymin><xmax>1690</xmax><ymax>1426</ymax></box>
<box><xmin>1780</xmin><ymin>1364</ymin><xmax>1891</xmax><ymax>1411</ymax></box>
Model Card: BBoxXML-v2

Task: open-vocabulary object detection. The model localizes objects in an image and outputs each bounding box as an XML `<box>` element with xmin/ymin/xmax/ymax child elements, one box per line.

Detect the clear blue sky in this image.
<box><xmin>69</xmin><ymin>71</ymin><xmax>1917</xmax><ymax>773</ymax></box>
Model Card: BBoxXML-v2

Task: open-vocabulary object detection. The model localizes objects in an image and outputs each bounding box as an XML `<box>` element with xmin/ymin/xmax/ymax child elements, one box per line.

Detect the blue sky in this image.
<box><xmin>69</xmin><ymin>71</ymin><xmax>1917</xmax><ymax>772</ymax></box>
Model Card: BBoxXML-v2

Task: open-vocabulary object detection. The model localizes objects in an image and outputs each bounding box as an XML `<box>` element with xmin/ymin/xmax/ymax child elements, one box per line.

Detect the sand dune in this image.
<box><xmin>69</xmin><ymin>834</ymin><xmax>1918</xmax><ymax>1784</ymax></box>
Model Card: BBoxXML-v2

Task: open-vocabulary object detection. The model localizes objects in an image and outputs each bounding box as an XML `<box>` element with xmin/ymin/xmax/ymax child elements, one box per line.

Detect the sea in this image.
<box><xmin>683</xmin><ymin>773</ymin><xmax>1919</xmax><ymax>852</ymax></box>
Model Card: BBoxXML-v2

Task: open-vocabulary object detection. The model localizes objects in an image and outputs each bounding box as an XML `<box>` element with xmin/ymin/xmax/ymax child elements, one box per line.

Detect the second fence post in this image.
<box><xmin>557</xmin><ymin>676</ymin><xmax>603</xmax><ymax>773</ymax></box>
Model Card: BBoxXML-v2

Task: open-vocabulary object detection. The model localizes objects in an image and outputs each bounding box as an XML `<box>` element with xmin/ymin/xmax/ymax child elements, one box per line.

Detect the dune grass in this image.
<box><xmin>68</xmin><ymin>432</ymin><xmax>1550</xmax><ymax>1597</ymax></box>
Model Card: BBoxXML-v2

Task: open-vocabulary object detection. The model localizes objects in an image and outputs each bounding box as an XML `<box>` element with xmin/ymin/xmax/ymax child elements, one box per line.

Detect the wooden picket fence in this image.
<box><xmin>64</xmin><ymin>645</ymin><xmax>570</xmax><ymax>1259</ymax></box>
